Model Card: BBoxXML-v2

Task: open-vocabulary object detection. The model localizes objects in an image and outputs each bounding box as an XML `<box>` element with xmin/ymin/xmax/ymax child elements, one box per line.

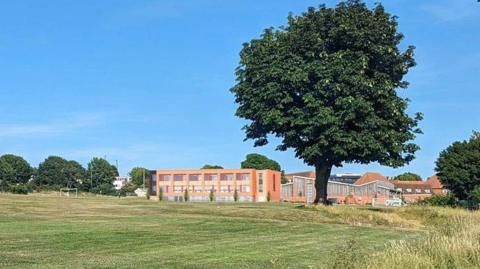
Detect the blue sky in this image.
<box><xmin>0</xmin><ymin>0</ymin><xmax>478</xmax><ymax>178</ymax></box>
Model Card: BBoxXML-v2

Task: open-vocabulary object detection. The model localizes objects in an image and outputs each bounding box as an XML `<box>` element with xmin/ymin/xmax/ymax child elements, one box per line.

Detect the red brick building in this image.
<box><xmin>149</xmin><ymin>168</ymin><xmax>281</xmax><ymax>202</ymax></box>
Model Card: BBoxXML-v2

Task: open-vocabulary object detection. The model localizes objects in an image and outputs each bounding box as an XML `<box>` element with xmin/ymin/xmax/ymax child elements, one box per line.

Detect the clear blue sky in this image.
<box><xmin>0</xmin><ymin>0</ymin><xmax>478</xmax><ymax>178</ymax></box>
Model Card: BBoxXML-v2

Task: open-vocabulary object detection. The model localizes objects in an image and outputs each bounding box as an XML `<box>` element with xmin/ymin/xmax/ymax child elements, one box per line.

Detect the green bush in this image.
<box><xmin>10</xmin><ymin>184</ymin><xmax>31</xmax><ymax>195</ymax></box>
<box><xmin>91</xmin><ymin>183</ymin><xmax>116</xmax><ymax>196</ymax></box>
<box><xmin>0</xmin><ymin>180</ymin><xmax>11</xmax><ymax>192</ymax></box>
<box><xmin>422</xmin><ymin>193</ymin><xmax>457</xmax><ymax>207</ymax></box>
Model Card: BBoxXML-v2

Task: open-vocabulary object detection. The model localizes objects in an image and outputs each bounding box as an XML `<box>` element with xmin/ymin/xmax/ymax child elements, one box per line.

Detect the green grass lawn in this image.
<box><xmin>0</xmin><ymin>194</ymin><xmax>420</xmax><ymax>269</ymax></box>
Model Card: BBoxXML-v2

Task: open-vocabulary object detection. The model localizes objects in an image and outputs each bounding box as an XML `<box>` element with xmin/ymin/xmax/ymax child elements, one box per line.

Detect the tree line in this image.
<box><xmin>0</xmin><ymin>155</ymin><xmax>125</xmax><ymax>195</ymax></box>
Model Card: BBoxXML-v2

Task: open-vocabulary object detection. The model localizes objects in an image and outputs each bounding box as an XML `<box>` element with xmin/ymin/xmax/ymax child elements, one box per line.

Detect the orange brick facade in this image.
<box><xmin>149</xmin><ymin>169</ymin><xmax>281</xmax><ymax>202</ymax></box>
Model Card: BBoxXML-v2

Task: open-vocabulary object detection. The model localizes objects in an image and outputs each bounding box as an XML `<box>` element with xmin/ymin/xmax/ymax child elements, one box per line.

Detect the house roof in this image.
<box><xmin>354</xmin><ymin>172</ymin><xmax>389</xmax><ymax>185</ymax></box>
<box><xmin>426</xmin><ymin>175</ymin><xmax>444</xmax><ymax>189</ymax></box>
<box><xmin>285</xmin><ymin>171</ymin><xmax>315</xmax><ymax>178</ymax></box>
<box><xmin>390</xmin><ymin>180</ymin><xmax>432</xmax><ymax>188</ymax></box>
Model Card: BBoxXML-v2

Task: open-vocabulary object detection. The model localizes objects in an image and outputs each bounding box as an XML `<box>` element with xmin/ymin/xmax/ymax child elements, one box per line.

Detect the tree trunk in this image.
<box><xmin>313</xmin><ymin>164</ymin><xmax>332</xmax><ymax>205</ymax></box>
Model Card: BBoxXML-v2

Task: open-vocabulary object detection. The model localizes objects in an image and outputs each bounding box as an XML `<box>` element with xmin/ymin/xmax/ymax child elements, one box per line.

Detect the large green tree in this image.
<box><xmin>0</xmin><ymin>154</ymin><xmax>33</xmax><ymax>184</ymax></box>
<box><xmin>36</xmin><ymin>156</ymin><xmax>86</xmax><ymax>189</ymax></box>
<box><xmin>129</xmin><ymin>167</ymin><xmax>149</xmax><ymax>187</ymax></box>
<box><xmin>0</xmin><ymin>158</ymin><xmax>15</xmax><ymax>191</ymax></box>
<box><xmin>231</xmin><ymin>0</ymin><xmax>421</xmax><ymax>204</ymax></box>
<box><xmin>87</xmin><ymin>158</ymin><xmax>118</xmax><ymax>192</ymax></box>
<box><xmin>394</xmin><ymin>172</ymin><xmax>421</xmax><ymax>181</ymax></box>
<box><xmin>241</xmin><ymin>153</ymin><xmax>281</xmax><ymax>171</ymax></box>
<box><xmin>436</xmin><ymin>133</ymin><xmax>480</xmax><ymax>201</ymax></box>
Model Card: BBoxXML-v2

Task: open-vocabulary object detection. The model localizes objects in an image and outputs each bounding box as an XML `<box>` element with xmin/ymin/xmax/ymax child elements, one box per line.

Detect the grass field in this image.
<box><xmin>0</xmin><ymin>194</ymin><xmax>477</xmax><ymax>269</ymax></box>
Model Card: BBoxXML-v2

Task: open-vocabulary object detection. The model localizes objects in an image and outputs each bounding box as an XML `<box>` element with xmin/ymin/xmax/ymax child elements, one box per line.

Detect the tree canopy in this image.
<box><xmin>35</xmin><ymin>156</ymin><xmax>86</xmax><ymax>189</ymax></box>
<box><xmin>201</xmin><ymin>164</ymin><xmax>224</xmax><ymax>169</ymax></box>
<box><xmin>241</xmin><ymin>153</ymin><xmax>281</xmax><ymax>171</ymax></box>
<box><xmin>129</xmin><ymin>167</ymin><xmax>149</xmax><ymax>187</ymax></box>
<box><xmin>0</xmin><ymin>154</ymin><xmax>33</xmax><ymax>184</ymax></box>
<box><xmin>394</xmin><ymin>172</ymin><xmax>421</xmax><ymax>181</ymax></box>
<box><xmin>0</xmin><ymin>158</ymin><xmax>15</xmax><ymax>187</ymax></box>
<box><xmin>87</xmin><ymin>158</ymin><xmax>118</xmax><ymax>192</ymax></box>
<box><xmin>231</xmin><ymin>0</ymin><xmax>421</xmax><ymax>204</ymax></box>
<box><xmin>436</xmin><ymin>133</ymin><xmax>480</xmax><ymax>201</ymax></box>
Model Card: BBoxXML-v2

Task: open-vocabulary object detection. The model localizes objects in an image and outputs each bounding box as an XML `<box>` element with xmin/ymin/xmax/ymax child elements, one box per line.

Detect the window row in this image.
<box><xmin>157</xmin><ymin>173</ymin><xmax>251</xmax><ymax>182</ymax></box>
<box><xmin>396</xmin><ymin>188</ymin><xmax>431</xmax><ymax>194</ymax></box>
<box><xmin>159</xmin><ymin>185</ymin><xmax>251</xmax><ymax>193</ymax></box>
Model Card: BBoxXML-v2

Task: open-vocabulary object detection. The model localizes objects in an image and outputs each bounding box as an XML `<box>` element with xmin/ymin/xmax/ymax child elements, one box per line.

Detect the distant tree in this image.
<box><xmin>436</xmin><ymin>133</ymin><xmax>480</xmax><ymax>200</ymax></box>
<box><xmin>0</xmin><ymin>159</ymin><xmax>14</xmax><ymax>191</ymax></box>
<box><xmin>0</xmin><ymin>154</ymin><xmax>33</xmax><ymax>184</ymax></box>
<box><xmin>209</xmin><ymin>188</ymin><xmax>215</xmax><ymax>202</ymax></box>
<box><xmin>87</xmin><ymin>158</ymin><xmax>118</xmax><ymax>193</ymax></box>
<box><xmin>240</xmin><ymin>154</ymin><xmax>281</xmax><ymax>171</ymax></box>
<box><xmin>36</xmin><ymin>156</ymin><xmax>85</xmax><ymax>190</ymax></box>
<box><xmin>129</xmin><ymin>167</ymin><xmax>149</xmax><ymax>187</ymax></box>
<box><xmin>281</xmin><ymin>171</ymin><xmax>289</xmax><ymax>184</ymax></box>
<box><xmin>65</xmin><ymin>161</ymin><xmax>87</xmax><ymax>189</ymax></box>
<box><xmin>201</xmin><ymin>164</ymin><xmax>224</xmax><ymax>169</ymax></box>
<box><xmin>233</xmin><ymin>189</ymin><xmax>239</xmax><ymax>202</ymax></box>
<box><xmin>184</xmin><ymin>189</ymin><xmax>189</xmax><ymax>202</ymax></box>
<box><xmin>394</xmin><ymin>172</ymin><xmax>421</xmax><ymax>181</ymax></box>
<box><xmin>158</xmin><ymin>187</ymin><xmax>164</xmax><ymax>201</ymax></box>
<box><xmin>231</xmin><ymin>1</ymin><xmax>421</xmax><ymax>204</ymax></box>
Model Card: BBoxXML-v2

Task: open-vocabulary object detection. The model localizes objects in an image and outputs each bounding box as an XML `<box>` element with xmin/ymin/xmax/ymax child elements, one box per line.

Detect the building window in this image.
<box><xmin>174</xmin><ymin>174</ymin><xmax>185</xmax><ymax>181</ymax></box>
<box><xmin>158</xmin><ymin>174</ymin><xmax>171</xmax><ymax>181</ymax></box>
<box><xmin>241</xmin><ymin>185</ymin><xmax>250</xmax><ymax>192</ymax></box>
<box><xmin>220</xmin><ymin>186</ymin><xmax>229</xmax><ymax>192</ymax></box>
<box><xmin>236</xmin><ymin>173</ymin><xmax>250</xmax><ymax>181</ymax></box>
<box><xmin>159</xmin><ymin>186</ymin><xmax>169</xmax><ymax>193</ymax></box>
<box><xmin>406</xmin><ymin>188</ymin><xmax>412</xmax><ymax>193</ymax></box>
<box><xmin>396</xmin><ymin>188</ymin><xmax>402</xmax><ymax>192</ymax></box>
<box><xmin>205</xmin><ymin>185</ymin><xmax>215</xmax><ymax>192</ymax></box>
<box><xmin>189</xmin><ymin>174</ymin><xmax>200</xmax><ymax>181</ymax></box>
<box><xmin>258</xmin><ymin>173</ymin><xmax>264</xmax><ymax>193</ymax></box>
<box><xmin>174</xmin><ymin>186</ymin><xmax>183</xmax><ymax>193</ymax></box>
<box><xmin>425</xmin><ymin>189</ymin><xmax>431</xmax><ymax>194</ymax></box>
<box><xmin>220</xmin><ymin>174</ymin><xmax>234</xmax><ymax>181</ymax></box>
<box><xmin>204</xmin><ymin>174</ymin><xmax>218</xmax><ymax>181</ymax></box>
<box><xmin>416</xmin><ymin>189</ymin><xmax>422</xmax><ymax>193</ymax></box>
<box><xmin>150</xmin><ymin>174</ymin><xmax>157</xmax><ymax>193</ymax></box>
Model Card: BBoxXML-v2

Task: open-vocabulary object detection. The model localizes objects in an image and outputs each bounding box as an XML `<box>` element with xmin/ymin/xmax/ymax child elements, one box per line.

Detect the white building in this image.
<box><xmin>113</xmin><ymin>176</ymin><xmax>131</xmax><ymax>190</ymax></box>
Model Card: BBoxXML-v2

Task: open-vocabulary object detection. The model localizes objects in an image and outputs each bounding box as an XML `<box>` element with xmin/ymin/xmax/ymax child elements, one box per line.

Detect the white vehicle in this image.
<box><xmin>385</xmin><ymin>198</ymin><xmax>404</xmax><ymax>207</ymax></box>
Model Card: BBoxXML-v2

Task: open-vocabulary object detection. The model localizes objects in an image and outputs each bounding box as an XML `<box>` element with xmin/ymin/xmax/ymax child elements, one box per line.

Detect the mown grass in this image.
<box><xmin>2</xmin><ymin>194</ymin><xmax>478</xmax><ymax>269</ymax></box>
<box><xmin>0</xmin><ymin>193</ymin><xmax>420</xmax><ymax>269</ymax></box>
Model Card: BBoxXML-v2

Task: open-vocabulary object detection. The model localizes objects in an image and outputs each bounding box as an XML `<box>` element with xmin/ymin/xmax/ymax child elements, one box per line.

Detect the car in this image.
<box><xmin>385</xmin><ymin>198</ymin><xmax>404</xmax><ymax>207</ymax></box>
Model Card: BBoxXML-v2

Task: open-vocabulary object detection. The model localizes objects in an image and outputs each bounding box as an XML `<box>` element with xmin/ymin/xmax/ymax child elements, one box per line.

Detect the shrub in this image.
<box><xmin>209</xmin><ymin>188</ymin><xmax>215</xmax><ymax>202</ymax></box>
<box><xmin>267</xmin><ymin>191</ymin><xmax>271</xmax><ymax>202</ymax></box>
<box><xmin>10</xmin><ymin>184</ymin><xmax>30</xmax><ymax>195</ymax></box>
<box><xmin>0</xmin><ymin>180</ymin><xmax>11</xmax><ymax>192</ymax></box>
<box><xmin>422</xmin><ymin>193</ymin><xmax>457</xmax><ymax>207</ymax></box>
<box><xmin>119</xmin><ymin>183</ymin><xmax>136</xmax><ymax>197</ymax></box>
<box><xmin>91</xmin><ymin>183</ymin><xmax>116</xmax><ymax>196</ymax></box>
<box><xmin>233</xmin><ymin>189</ymin><xmax>239</xmax><ymax>202</ymax></box>
<box><xmin>158</xmin><ymin>187</ymin><xmax>163</xmax><ymax>201</ymax></box>
<box><xmin>184</xmin><ymin>189</ymin><xmax>189</xmax><ymax>202</ymax></box>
